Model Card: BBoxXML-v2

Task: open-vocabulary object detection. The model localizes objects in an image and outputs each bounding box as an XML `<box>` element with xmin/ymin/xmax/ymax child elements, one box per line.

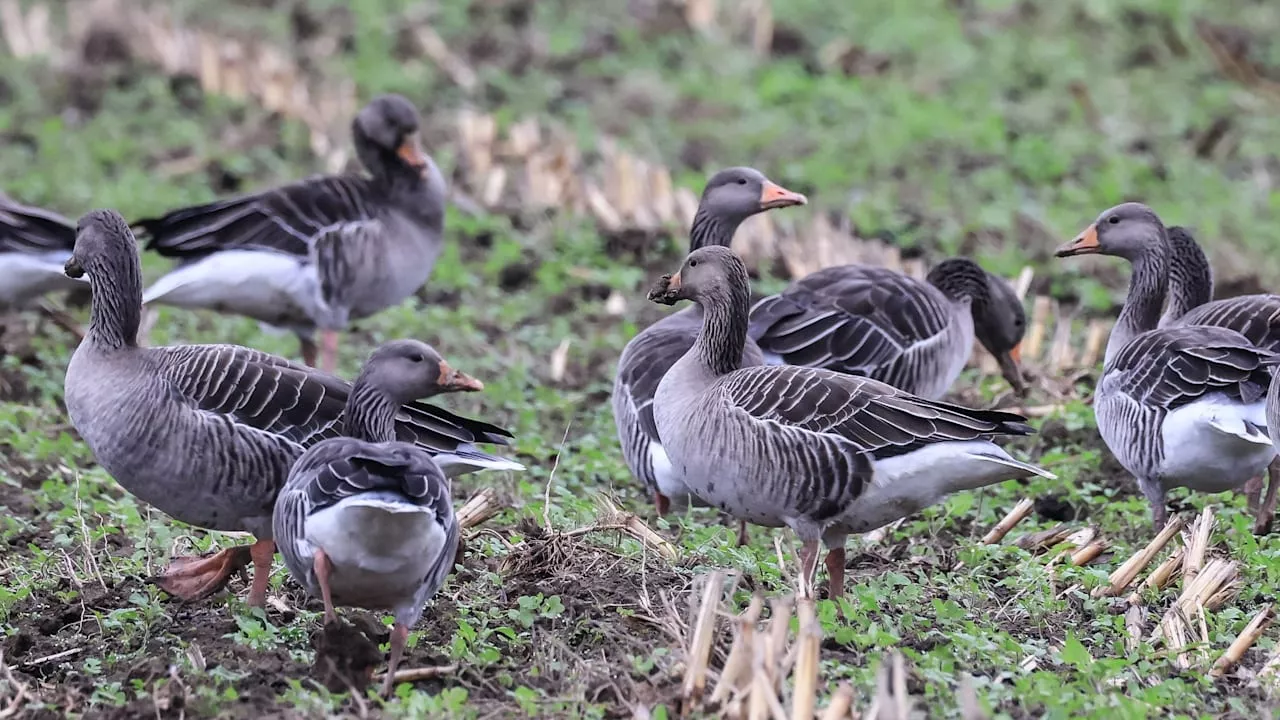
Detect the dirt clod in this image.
<box><xmin>311</xmin><ymin>619</ymin><xmax>383</xmax><ymax>694</ymax></box>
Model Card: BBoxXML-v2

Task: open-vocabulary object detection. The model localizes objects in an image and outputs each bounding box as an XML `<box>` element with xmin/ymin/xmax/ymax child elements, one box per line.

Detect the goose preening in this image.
<box><xmin>0</xmin><ymin>192</ymin><xmax>83</xmax><ymax>310</ymax></box>
<box><xmin>647</xmin><ymin>245</ymin><xmax>1053</xmax><ymax>598</ymax></box>
<box><xmin>1055</xmin><ymin>203</ymin><xmax>1279</xmax><ymax>530</ymax></box>
<box><xmin>274</xmin><ymin>340</ymin><xmax>463</xmax><ymax>697</ymax></box>
<box><xmin>749</xmin><ymin>258</ymin><xmax>1028</xmax><ymax>397</ymax></box>
<box><xmin>63</xmin><ymin>209</ymin><xmax>521</xmax><ymax>608</ymax></box>
<box><xmin>136</xmin><ymin>94</ymin><xmax>447</xmax><ymax>372</ymax></box>
<box><xmin>611</xmin><ymin>167</ymin><xmax>807</xmax><ymax>530</ymax></box>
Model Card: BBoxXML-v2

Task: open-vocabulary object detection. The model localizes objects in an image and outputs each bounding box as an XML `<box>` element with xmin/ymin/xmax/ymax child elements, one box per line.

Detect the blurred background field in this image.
<box><xmin>2</xmin><ymin>0</ymin><xmax>1280</xmax><ymax>718</ymax></box>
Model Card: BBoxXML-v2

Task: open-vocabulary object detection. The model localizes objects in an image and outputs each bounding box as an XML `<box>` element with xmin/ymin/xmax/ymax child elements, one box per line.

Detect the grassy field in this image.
<box><xmin>2</xmin><ymin>0</ymin><xmax>1280</xmax><ymax>718</ymax></box>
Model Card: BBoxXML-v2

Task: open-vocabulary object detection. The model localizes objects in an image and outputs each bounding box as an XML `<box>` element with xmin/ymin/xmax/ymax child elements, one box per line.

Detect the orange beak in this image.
<box><xmin>1055</xmin><ymin>223</ymin><xmax>1100</xmax><ymax>257</ymax></box>
<box><xmin>667</xmin><ymin>270</ymin><xmax>682</xmax><ymax>290</ymax></box>
<box><xmin>759</xmin><ymin>180</ymin><xmax>808</xmax><ymax>210</ymax></box>
<box><xmin>396</xmin><ymin>133</ymin><xmax>430</xmax><ymax>170</ymax></box>
<box><xmin>438</xmin><ymin>361</ymin><xmax>484</xmax><ymax>392</ymax></box>
<box><xmin>1009</xmin><ymin>342</ymin><xmax>1022</xmax><ymax>364</ymax></box>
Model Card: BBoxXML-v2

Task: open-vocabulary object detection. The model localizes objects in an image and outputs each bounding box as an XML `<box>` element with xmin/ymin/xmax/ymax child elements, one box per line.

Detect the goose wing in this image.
<box><xmin>136</xmin><ymin>175</ymin><xmax>383</xmax><ymax>259</ymax></box>
<box><xmin>1096</xmin><ymin>325</ymin><xmax>1273</xmax><ymax>479</ymax></box>
<box><xmin>150</xmin><ymin>344</ymin><xmax>515</xmax><ymax>451</ymax></box>
<box><xmin>1101</xmin><ymin>325</ymin><xmax>1271</xmax><ymax>409</ymax></box>
<box><xmin>1176</xmin><ymin>295</ymin><xmax>1280</xmax><ymax>354</ymax></box>
<box><xmin>749</xmin><ymin>265</ymin><xmax>950</xmax><ymax>373</ymax></box>
<box><xmin>0</xmin><ymin>193</ymin><xmax>76</xmax><ymax>254</ymax></box>
<box><xmin>274</xmin><ymin>440</ymin><xmax>457</xmax><ymax>594</ymax></box>
<box><xmin>717</xmin><ymin>364</ymin><xmax>1033</xmax><ymax>460</ymax></box>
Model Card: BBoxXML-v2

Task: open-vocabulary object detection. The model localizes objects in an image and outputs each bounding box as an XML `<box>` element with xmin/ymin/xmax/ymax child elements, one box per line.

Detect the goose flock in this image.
<box><xmin>6</xmin><ymin>92</ymin><xmax>1280</xmax><ymax>694</ymax></box>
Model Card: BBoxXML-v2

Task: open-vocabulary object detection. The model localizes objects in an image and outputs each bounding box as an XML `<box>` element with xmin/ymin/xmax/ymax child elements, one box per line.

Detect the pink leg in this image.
<box><xmin>798</xmin><ymin>540</ymin><xmax>820</xmax><ymax>599</ymax></box>
<box><xmin>246</xmin><ymin>539</ymin><xmax>275</xmax><ymax>608</ymax></box>
<box><xmin>319</xmin><ymin>330</ymin><xmax>340</xmax><ymax>373</ymax></box>
<box><xmin>825</xmin><ymin>547</ymin><xmax>846</xmax><ymax>601</ymax></box>
<box><xmin>1256</xmin><ymin>459</ymin><xmax>1280</xmax><ymax>535</ymax></box>
<box><xmin>300</xmin><ymin>336</ymin><xmax>319</xmax><ymax>367</ymax></box>
<box><xmin>313</xmin><ymin>548</ymin><xmax>338</xmax><ymax>625</ymax></box>
<box><xmin>654</xmin><ymin>492</ymin><xmax>670</xmax><ymax>517</ymax></box>
<box><xmin>381</xmin><ymin>622</ymin><xmax>410</xmax><ymax>697</ymax></box>
<box><xmin>1245</xmin><ymin>474</ymin><xmax>1263</xmax><ymax>516</ymax></box>
<box><xmin>735</xmin><ymin>520</ymin><xmax>749</xmax><ymax>547</ymax></box>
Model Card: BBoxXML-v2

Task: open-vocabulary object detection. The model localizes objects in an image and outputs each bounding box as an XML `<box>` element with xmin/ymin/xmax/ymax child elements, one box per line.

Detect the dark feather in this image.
<box><xmin>136</xmin><ymin>175</ymin><xmax>380</xmax><ymax>259</ymax></box>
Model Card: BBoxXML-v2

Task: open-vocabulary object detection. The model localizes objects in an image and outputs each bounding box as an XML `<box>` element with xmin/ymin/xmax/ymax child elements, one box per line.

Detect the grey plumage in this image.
<box><xmin>136</xmin><ymin>94</ymin><xmax>449</xmax><ymax>371</ymax></box>
<box><xmin>274</xmin><ymin>340</ymin><xmax>464</xmax><ymax>696</ymax></box>
<box><xmin>648</xmin><ymin>245</ymin><xmax>1051</xmax><ymax>597</ymax></box>
<box><xmin>62</xmin><ymin>209</ymin><xmax>520</xmax><ymax>607</ymax></box>
<box><xmin>749</xmin><ymin>257</ymin><xmax>1027</xmax><ymax>397</ymax></box>
<box><xmin>1056</xmin><ymin>202</ymin><xmax>1278</xmax><ymax>530</ymax></box>
<box><xmin>611</xmin><ymin>167</ymin><xmax>806</xmax><ymax>515</ymax></box>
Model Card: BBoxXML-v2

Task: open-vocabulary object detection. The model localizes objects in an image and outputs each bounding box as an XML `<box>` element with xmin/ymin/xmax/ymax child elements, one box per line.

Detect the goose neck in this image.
<box><xmin>691</xmin><ymin>283</ymin><xmax>751</xmax><ymax>376</ymax></box>
<box><xmin>85</xmin><ymin>253</ymin><xmax>143</xmax><ymax>351</ymax></box>
<box><xmin>688</xmin><ymin>208</ymin><xmax>743</xmax><ymax>253</ymax></box>
<box><xmin>343</xmin><ymin>379</ymin><xmax>400</xmax><ymax>443</ymax></box>
<box><xmin>1106</xmin><ymin>242</ymin><xmax>1169</xmax><ymax>365</ymax></box>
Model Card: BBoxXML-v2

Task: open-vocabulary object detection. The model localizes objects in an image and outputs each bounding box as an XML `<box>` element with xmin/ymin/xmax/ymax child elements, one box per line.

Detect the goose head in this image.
<box><xmin>689</xmin><ymin>168</ymin><xmax>807</xmax><ymax>250</ymax></box>
<box><xmin>357</xmin><ymin>339</ymin><xmax>483</xmax><ymax>403</ymax></box>
<box><xmin>1055</xmin><ymin>202</ymin><xmax>1167</xmax><ymax>262</ymax></box>
<box><xmin>977</xmin><ymin>272</ymin><xmax>1028</xmax><ymax>395</ymax></box>
<box><xmin>649</xmin><ymin>245</ymin><xmax>750</xmax><ymax>308</ymax></box>
<box><xmin>64</xmin><ymin>209</ymin><xmax>138</xmax><ymax>280</ymax></box>
<box><xmin>352</xmin><ymin>94</ymin><xmax>433</xmax><ymax>178</ymax></box>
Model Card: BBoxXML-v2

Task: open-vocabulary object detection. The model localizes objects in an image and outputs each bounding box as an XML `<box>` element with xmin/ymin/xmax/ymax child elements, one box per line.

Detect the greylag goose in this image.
<box><xmin>748</xmin><ymin>258</ymin><xmax>1027</xmax><ymax>398</ymax></box>
<box><xmin>136</xmin><ymin>94</ymin><xmax>447</xmax><ymax>372</ymax></box>
<box><xmin>1055</xmin><ymin>203</ymin><xmax>1278</xmax><ymax>529</ymax></box>
<box><xmin>63</xmin><ymin>209</ymin><xmax>520</xmax><ymax>608</ymax></box>
<box><xmin>0</xmin><ymin>192</ymin><xmax>83</xmax><ymax>309</ymax></box>
<box><xmin>611</xmin><ymin>167</ymin><xmax>807</xmax><ymax>527</ymax></box>
<box><xmin>648</xmin><ymin>245</ymin><xmax>1053</xmax><ymax>598</ymax></box>
<box><xmin>274</xmin><ymin>339</ymin><xmax>462</xmax><ymax>697</ymax></box>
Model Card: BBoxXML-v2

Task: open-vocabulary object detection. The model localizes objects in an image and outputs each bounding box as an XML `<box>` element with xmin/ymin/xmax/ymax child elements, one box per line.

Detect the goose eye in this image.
<box><xmin>1107</xmin><ymin>216</ymin><xmax>1120</xmax><ymax>225</ymax></box>
<box><xmin>689</xmin><ymin>259</ymin><xmax>699</xmax><ymax>267</ymax></box>
<box><xmin>409</xmin><ymin>353</ymin><xmax>425</xmax><ymax>363</ymax></box>
<box><xmin>736</xmin><ymin>178</ymin><xmax>747</xmax><ymax>185</ymax></box>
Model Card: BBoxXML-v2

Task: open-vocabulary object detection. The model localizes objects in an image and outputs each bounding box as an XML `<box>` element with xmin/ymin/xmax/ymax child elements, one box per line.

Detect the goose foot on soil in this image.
<box><xmin>153</xmin><ymin>538</ymin><xmax>274</xmax><ymax>607</ymax></box>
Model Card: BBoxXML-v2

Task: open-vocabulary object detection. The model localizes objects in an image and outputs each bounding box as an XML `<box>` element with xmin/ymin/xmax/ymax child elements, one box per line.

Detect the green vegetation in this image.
<box><xmin>1</xmin><ymin>0</ymin><xmax>1279</xmax><ymax>717</ymax></box>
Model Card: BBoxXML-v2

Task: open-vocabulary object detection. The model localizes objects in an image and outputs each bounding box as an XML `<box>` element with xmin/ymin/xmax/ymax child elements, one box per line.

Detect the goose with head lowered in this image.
<box><xmin>1055</xmin><ymin>203</ymin><xmax>1278</xmax><ymax>530</ymax></box>
<box><xmin>137</xmin><ymin>94</ymin><xmax>449</xmax><ymax>372</ymax></box>
<box><xmin>748</xmin><ymin>257</ymin><xmax>1028</xmax><ymax>399</ymax></box>
<box><xmin>62</xmin><ymin>209</ymin><xmax>521</xmax><ymax>608</ymax></box>
<box><xmin>274</xmin><ymin>339</ymin><xmax>464</xmax><ymax>697</ymax></box>
<box><xmin>648</xmin><ymin>245</ymin><xmax>1053</xmax><ymax>598</ymax></box>
<box><xmin>611</xmin><ymin>167</ymin><xmax>807</xmax><ymax>534</ymax></box>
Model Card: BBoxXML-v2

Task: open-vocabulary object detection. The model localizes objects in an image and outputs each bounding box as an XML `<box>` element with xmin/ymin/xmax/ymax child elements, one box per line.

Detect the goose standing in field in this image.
<box><xmin>748</xmin><ymin>257</ymin><xmax>1028</xmax><ymax>398</ymax></box>
<box><xmin>648</xmin><ymin>245</ymin><xmax>1053</xmax><ymax>598</ymax></box>
<box><xmin>1055</xmin><ymin>203</ymin><xmax>1278</xmax><ymax>530</ymax></box>
<box><xmin>136</xmin><ymin>94</ymin><xmax>448</xmax><ymax>372</ymax></box>
<box><xmin>0</xmin><ymin>192</ymin><xmax>83</xmax><ymax>310</ymax></box>
<box><xmin>611</xmin><ymin>167</ymin><xmax>807</xmax><ymax>530</ymax></box>
<box><xmin>274</xmin><ymin>340</ymin><xmax>463</xmax><ymax>697</ymax></box>
<box><xmin>63</xmin><ymin>209</ymin><xmax>520</xmax><ymax>608</ymax></box>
